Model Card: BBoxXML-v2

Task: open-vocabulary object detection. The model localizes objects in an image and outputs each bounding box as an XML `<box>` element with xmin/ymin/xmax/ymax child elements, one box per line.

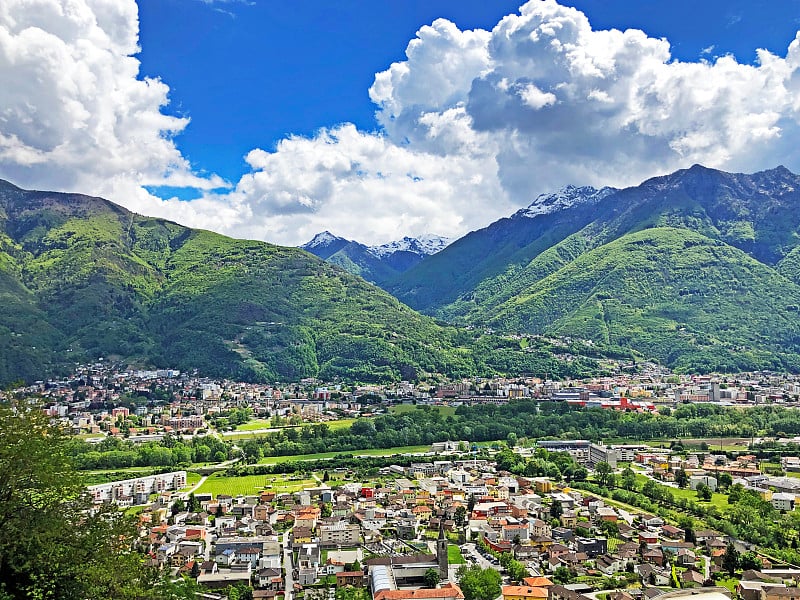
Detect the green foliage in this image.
<box><xmin>424</xmin><ymin>568</ymin><xmax>440</xmax><ymax>589</ymax></box>
<box><xmin>0</xmin><ymin>402</ymin><xmax>163</xmax><ymax>599</ymax></box>
<box><xmin>0</xmin><ymin>185</ymin><xmax>476</xmax><ymax>385</ymax></box>
<box><xmin>457</xmin><ymin>565</ymin><xmax>501</xmax><ymax>600</ymax></box>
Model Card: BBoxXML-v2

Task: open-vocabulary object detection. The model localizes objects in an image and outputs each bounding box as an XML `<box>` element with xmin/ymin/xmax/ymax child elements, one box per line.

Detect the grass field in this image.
<box><xmin>235</xmin><ymin>419</ymin><xmax>274</xmax><ymax>431</ymax></box>
<box><xmin>448</xmin><ymin>544</ymin><xmax>465</xmax><ymax>564</ymax></box>
<box><xmin>229</xmin><ymin>418</ymin><xmax>357</xmax><ymax>438</ymax></box>
<box><xmin>180</xmin><ymin>471</ymin><xmax>202</xmax><ymax>492</ymax></box>
<box><xmin>633</xmin><ymin>473</ymin><xmax>729</xmax><ymax>510</ymax></box>
<box><xmin>389</xmin><ymin>404</ymin><xmax>456</xmax><ymax>417</ymax></box>
<box><xmin>196</xmin><ymin>472</ymin><xmax>316</xmax><ymax>497</ymax></box>
<box><xmin>256</xmin><ymin>444</ymin><xmax>432</xmax><ymax>465</ymax></box>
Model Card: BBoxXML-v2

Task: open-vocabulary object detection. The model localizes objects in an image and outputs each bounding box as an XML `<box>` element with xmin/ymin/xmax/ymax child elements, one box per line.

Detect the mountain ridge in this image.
<box><xmin>0</xmin><ymin>181</ymin><xmax>477</xmax><ymax>385</ymax></box>
<box><xmin>300</xmin><ymin>231</ymin><xmax>451</xmax><ymax>286</ymax></box>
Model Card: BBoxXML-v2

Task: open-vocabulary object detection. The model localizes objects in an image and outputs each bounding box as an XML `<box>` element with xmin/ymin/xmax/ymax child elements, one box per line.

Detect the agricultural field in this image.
<box><xmin>195</xmin><ymin>472</ymin><xmax>316</xmax><ymax>498</ymax></box>
<box><xmin>256</xmin><ymin>444</ymin><xmax>432</xmax><ymax>465</ymax></box>
<box><xmin>389</xmin><ymin>404</ymin><xmax>456</xmax><ymax>417</ymax></box>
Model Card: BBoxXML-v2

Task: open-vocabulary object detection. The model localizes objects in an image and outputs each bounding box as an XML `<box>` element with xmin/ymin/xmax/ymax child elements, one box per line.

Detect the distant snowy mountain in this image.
<box><xmin>515</xmin><ymin>185</ymin><xmax>617</xmax><ymax>219</ymax></box>
<box><xmin>300</xmin><ymin>231</ymin><xmax>351</xmax><ymax>259</ymax></box>
<box><xmin>369</xmin><ymin>234</ymin><xmax>452</xmax><ymax>258</ymax></box>
<box><xmin>299</xmin><ymin>231</ymin><xmax>452</xmax><ymax>287</ymax></box>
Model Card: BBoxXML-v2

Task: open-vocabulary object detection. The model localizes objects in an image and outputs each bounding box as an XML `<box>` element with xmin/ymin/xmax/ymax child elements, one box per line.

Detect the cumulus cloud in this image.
<box><xmin>0</xmin><ymin>0</ymin><xmax>224</xmax><ymax>207</ymax></box>
<box><xmin>229</xmin><ymin>0</ymin><xmax>800</xmax><ymax>244</ymax></box>
<box><xmin>3</xmin><ymin>0</ymin><xmax>800</xmax><ymax>246</ymax></box>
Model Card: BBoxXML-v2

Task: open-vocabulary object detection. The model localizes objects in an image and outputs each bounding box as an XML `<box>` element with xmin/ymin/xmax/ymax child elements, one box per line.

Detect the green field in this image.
<box><xmin>256</xmin><ymin>444</ymin><xmax>432</xmax><ymax>465</ymax></box>
<box><xmin>235</xmin><ymin>419</ymin><xmax>274</xmax><ymax>431</ymax></box>
<box><xmin>448</xmin><ymin>544</ymin><xmax>465</xmax><ymax>564</ymax></box>
<box><xmin>633</xmin><ymin>473</ymin><xmax>729</xmax><ymax>510</ymax></box>
<box><xmin>390</xmin><ymin>404</ymin><xmax>456</xmax><ymax>417</ymax></box>
<box><xmin>229</xmin><ymin>418</ymin><xmax>357</xmax><ymax>438</ymax></box>
<box><xmin>195</xmin><ymin>473</ymin><xmax>317</xmax><ymax>498</ymax></box>
<box><xmin>180</xmin><ymin>472</ymin><xmax>202</xmax><ymax>492</ymax></box>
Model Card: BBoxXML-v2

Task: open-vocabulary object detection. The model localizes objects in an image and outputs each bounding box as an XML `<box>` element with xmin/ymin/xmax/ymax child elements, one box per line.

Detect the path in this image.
<box><xmin>181</xmin><ymin>474</ymin><xmax>209</xmax><ymax>499</ymax></box>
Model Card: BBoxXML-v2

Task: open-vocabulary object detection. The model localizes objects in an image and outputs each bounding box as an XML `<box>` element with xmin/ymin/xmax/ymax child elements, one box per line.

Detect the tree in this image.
<box><xmin>507</xmin><ymin>560</ymin><xmax>527</xmax><ymax>582</ymax></box>
<box><xmin>454</xmin><ymin>505</ymin><xmax>467</xmax><ymax>528</ymax></box>
<box><xmin>595</xmin><ymin>462</ymin><xmax>613</xmax><ymax>487</ymax></box>
<box><xmin>675</xmin><ymin>469</ymin><xmax>689</xmax><ymax>489</ymax></box>
<box><xmin>718</xmin><ymin>472</ymin><xmax>733</xmax><ymax>490</ymax></box>
<box><xmin>740</xmin><ymin>551</ymin><xmax>761</xmax><ymax>571</ymax></box>
<box><xmin>550</xmin><ymin>500</ymin><xmax>563</xmax><ymax>519</ymax></box>
<box><xmin>553</xmin><ymin>566</ymin><xmax>573</xmax><ymax>585</ymax></box>
<box><xmin>457</xmin><ymin>565</ymin><xmax>501</xmax><ymax>600</ymax></box>
<box><xmin>621</xmin><ymin>467</ymin><xmax>636</xmax><ymax>491</ymax></box>
<box><xmin>696</xmin><ymin>483</ymin><xmax>713</xmax><ymax>502</ymax></box>
<box><xmin>172</xmin><ymin>497</ymin><xmax>186</xmax><ymax>515</ymax></box>
<box><xmin>0</xmin><ymin>403</ymin><xmax>163</xmax><ymax>599</ymax></box>
<box><xmin>722</xmin><ymin>542</ymin><xmax>740</xmax><ymax>576</ymax></box>
<box><xmin>424</xmin><ymin>568</ymin><xmax>440</xmax><ymax>589</ymax></box>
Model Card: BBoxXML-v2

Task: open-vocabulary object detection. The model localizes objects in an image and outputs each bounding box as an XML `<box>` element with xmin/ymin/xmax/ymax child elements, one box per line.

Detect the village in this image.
<box><xmin>9</xmin><ymin>362</ymin><xmax>800</xmax><ymax>600</ymax></box>
<box><xmin>83</xmin><ymin>437</ymin><xmax>800</xmax><ymax>600</ymax></box>
<box><xmin>11</xmin><ymin>360</ymin><xmax>800</xmax><ymax>444</ymax></box>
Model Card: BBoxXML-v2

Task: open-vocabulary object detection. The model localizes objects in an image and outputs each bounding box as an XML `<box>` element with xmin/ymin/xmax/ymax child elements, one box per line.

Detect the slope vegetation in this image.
<box><xmin>0</xmin><ymin>181</ymin><xmax>474</xmax><ymax>384</ymax></box>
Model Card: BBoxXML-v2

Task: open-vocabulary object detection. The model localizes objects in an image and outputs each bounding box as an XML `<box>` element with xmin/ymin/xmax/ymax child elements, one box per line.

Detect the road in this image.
<box><xmin>283</xmin><ymin>530</ymin><xmax>294</xmax><ymax>600</ymax></box>
<box><xmin>180</xmin><ymin>474</ymin><xmax>209</xmax><ymax>499</ymax></box>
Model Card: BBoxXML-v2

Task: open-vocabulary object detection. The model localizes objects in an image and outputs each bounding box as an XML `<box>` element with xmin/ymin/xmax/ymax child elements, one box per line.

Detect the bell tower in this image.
<box><xmin>437</xmin><ymin>523</ymin><xmax>449</xmax><ymax>581</ymax></box>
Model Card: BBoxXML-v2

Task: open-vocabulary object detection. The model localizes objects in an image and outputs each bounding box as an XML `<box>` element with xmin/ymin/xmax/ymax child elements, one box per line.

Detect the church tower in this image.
<box><xmin>437</xmin><ymin>523</ymin><xmax>449</xmax><ymax>581</ymax></box>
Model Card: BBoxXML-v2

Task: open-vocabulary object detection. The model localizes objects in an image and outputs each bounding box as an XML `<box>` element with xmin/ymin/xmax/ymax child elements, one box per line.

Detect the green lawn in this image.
<box><xmin>235</xmin><ymin>419</ymin><xmax>274</xmax><ymax>431</ymax></box>
<box><xmin>327</xmin><ymin>419</ymin><xmax>356</xmax><ymax>430</ymax></box>
<box><xmin>389</xmin><ymin>404</ymin><xmax>456</xmax><ymax>417</ymax></box>
<box><xmin>633</xmin><ymin>474</ymin><xmax>729</xmax><ymax>510</ymax></box>
<box><xmin>448</xmin><ymin>544</ymin><xmax>465</xmax><ymax>564</ymax></box>
<box><xmin>228</xmin><ymin>418</ymin><xmax>357</xmax><ymax>438</ymax></box>
<box><xmin>179</xmin><ymin>471</ymin><xmax>202</xmax><ymax>492</ymax></box>
<box><xmin>195</xmin><ymin>472</ymin><xmax>316</xmax><ymax>498</ymax></box>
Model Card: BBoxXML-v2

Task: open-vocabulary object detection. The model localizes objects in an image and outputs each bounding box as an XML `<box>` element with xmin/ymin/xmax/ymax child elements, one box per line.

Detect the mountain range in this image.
<box><xmin>3</xmin><ymin>164</ymin><xmax>800</xmax><ymax>385</ymax></box>
<box><xmin>300</xmin><ymin>231</ymin><xmax>451</xmax><ymax>287</ymax></box>
<box><xmin>390</xmin><ymin>164</ymin><xmax>800</xmax><ymax>372</ymax></box>
<box><xmin>0</xmin><ymin>181</ymin><xmax>476</xmax><ymax>386</ymax></box>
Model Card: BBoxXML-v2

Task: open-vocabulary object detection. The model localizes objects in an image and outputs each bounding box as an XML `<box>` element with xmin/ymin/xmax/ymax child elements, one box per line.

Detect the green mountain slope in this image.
<box><xmin>0</xmin><ymin>181</ymin><xmax>475</xmax><ymax>385</ymax></box>
<box><xmin>396</xmin><ymin>165</ymin><xmax>800</xmax><ymax>323</ymax></box>
<box><xmin>485</xmin><ymin>227</ymin><xmax>800</xmax><ymax>372</ymax></box>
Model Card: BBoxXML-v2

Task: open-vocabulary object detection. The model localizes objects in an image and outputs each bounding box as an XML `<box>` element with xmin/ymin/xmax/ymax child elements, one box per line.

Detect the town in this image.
<box><xmin>7</xmin><ymin>362</ymin><xmax>800</xmax><ymax>600</ymax></box>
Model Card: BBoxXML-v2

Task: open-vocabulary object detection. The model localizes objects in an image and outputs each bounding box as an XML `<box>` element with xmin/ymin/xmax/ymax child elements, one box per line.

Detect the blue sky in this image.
<box><xmin>137</xmin><ymin>0</ymin><xmax>800</xmax><ymax>188</ymax></box>
<box><xmin>3</xmin><ymin>0</ymin><xmax>800</xmax><ymax>245</ymax></box>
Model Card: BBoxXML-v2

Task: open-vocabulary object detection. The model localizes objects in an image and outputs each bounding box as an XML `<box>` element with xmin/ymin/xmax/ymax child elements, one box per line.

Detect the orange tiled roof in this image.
<box><xmin>502</xmin><ymin>587</ymin><xmax>548</xmax><ymax>598</ymax></box>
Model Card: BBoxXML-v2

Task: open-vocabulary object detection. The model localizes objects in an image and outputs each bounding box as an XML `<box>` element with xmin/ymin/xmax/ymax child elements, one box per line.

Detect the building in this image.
<box><xmin>319</xmin><ymin>522</ymin><xmax>361</xmax><ymax>547</ymax></box>
<box><xmin>87</xmin><ymin>471</ymin><xmax>187</xmax><ymax>506</ymax></box>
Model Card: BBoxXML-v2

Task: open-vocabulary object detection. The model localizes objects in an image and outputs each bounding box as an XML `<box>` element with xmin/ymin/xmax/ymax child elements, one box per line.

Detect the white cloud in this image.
<box><xmin>3</xmin><ymin>0</ymin><xmax>800</xmax><ymax>247</ymax></box>
<box><xmin>0</xmin><ymin>0</ymin><xmax>224</xmax><ymax>206</ymax></box>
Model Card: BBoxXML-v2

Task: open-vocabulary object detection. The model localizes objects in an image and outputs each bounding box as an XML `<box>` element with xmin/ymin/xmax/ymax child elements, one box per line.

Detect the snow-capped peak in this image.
<box><xmin>300</xmin><ymin>231</ymin><xmax>348</xmax><ymax>250</ymax></box>
<box><xmin>516</xmin><ymin>185</ymin><xmax>617</xmax><ymax>219</ymax></box>
<box><xmin>369</xmin><ymin>234</ymin><xmax>452</xmax><ymax>258</ymax></box>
